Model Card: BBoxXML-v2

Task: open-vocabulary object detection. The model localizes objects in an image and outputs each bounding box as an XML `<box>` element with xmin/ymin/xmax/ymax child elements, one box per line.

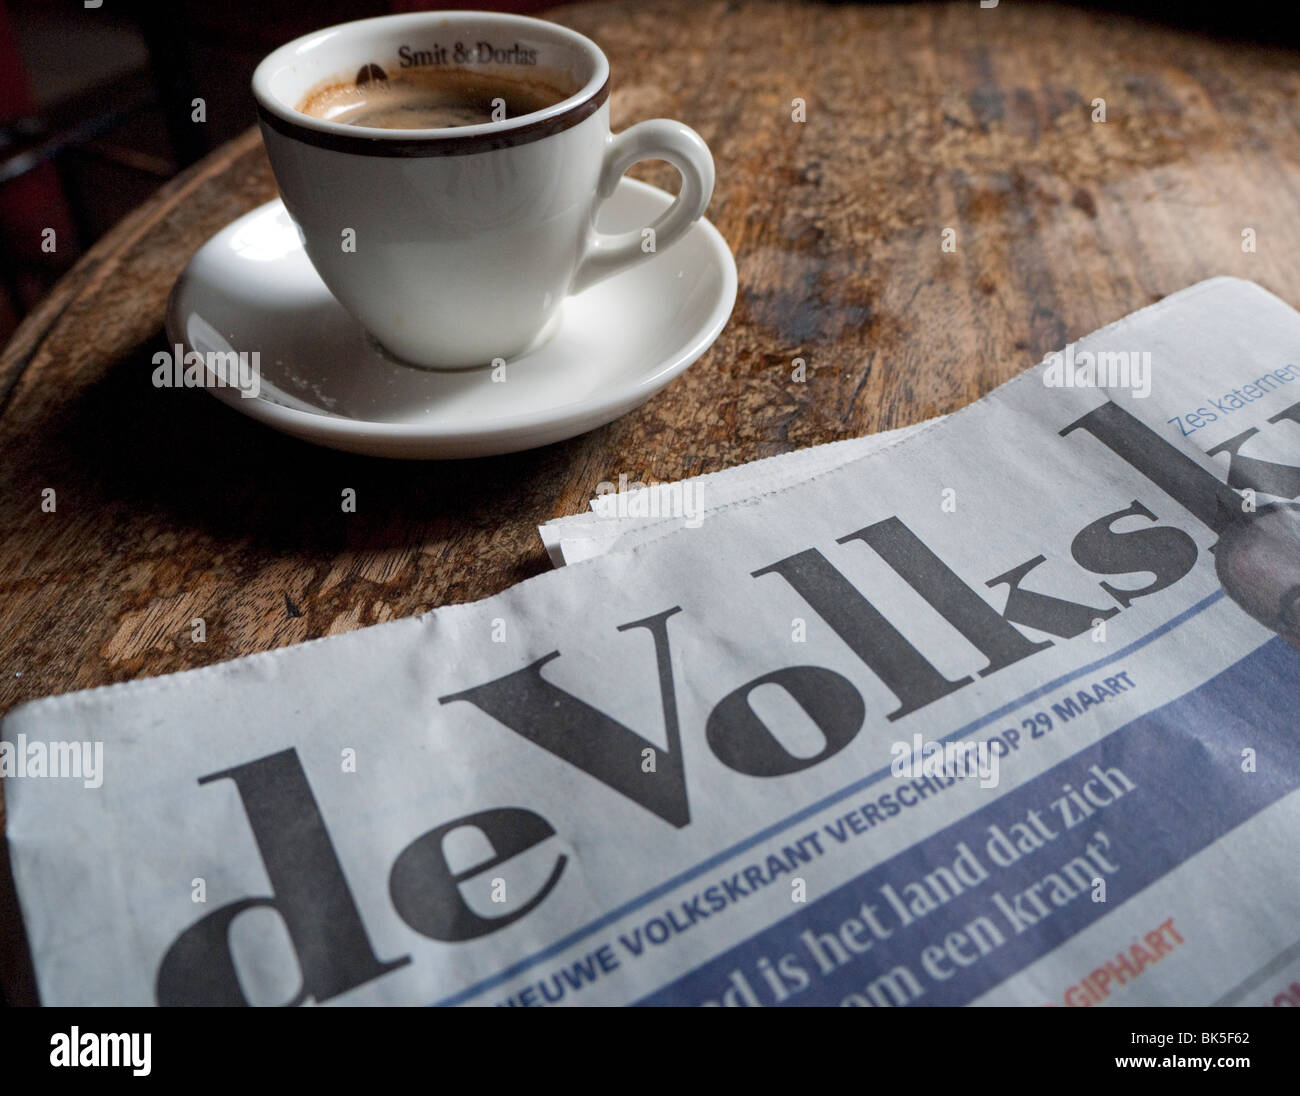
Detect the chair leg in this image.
<box><xmin>136</xmin><ymin>7</ymin><xmax>207</xmax><ymax>168</ymax></box>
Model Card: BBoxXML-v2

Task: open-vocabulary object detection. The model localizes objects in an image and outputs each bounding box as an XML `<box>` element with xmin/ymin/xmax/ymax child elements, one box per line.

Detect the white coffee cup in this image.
<box><xmin>252</xmin><ymin>11</ymin><xmax>715</xmax><ymax>369</ymax></box>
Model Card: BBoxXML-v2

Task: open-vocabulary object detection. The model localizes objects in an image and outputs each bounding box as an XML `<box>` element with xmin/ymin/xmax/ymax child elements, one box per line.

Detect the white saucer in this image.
<box><xmin>164</xmin><ymin>179</ymin><xmax>736</xmax><ymax>459</ymax></box>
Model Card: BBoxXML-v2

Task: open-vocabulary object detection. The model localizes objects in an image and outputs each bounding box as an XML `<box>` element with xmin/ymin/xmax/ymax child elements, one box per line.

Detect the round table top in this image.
<box><xmin>3</xmin><ymin>0</ymin><xmax>1300</xmax><ymax>1003</ymax></box>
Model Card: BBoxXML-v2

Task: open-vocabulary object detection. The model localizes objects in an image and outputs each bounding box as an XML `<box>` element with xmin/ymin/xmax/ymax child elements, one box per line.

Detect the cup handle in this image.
<box><xmin>569</xmin><ymin>119</ymin><xmax>715</xmax><ymax>296</ymax></box>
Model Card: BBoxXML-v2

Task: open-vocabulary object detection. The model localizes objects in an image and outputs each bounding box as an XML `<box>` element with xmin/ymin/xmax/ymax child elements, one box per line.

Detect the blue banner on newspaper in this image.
<box><xmin>640</xmin><ymin>636</ymin><xmax>1300</xmax><ymax>1006</ymax></box>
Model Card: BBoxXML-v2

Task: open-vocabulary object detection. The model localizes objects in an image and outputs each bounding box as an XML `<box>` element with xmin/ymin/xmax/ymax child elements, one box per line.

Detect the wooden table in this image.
<box><xmin>3</xmin><ymin>0</ymin><xmax>1300</xmax><ymax>1004</ymax></box>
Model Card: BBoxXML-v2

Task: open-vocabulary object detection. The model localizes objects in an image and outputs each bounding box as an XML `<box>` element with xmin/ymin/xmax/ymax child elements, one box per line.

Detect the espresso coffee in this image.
<box><xmin>296</xmin><ymin>66</ymin><xmax>572</xmax><ymax>129</ymax></box>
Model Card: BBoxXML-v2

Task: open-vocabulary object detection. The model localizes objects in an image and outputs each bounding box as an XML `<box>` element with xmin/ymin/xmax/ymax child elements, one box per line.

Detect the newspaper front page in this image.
<box><xmin>3</xmin><ymin>276</ymin><xmax>1299</xmax><ymax>1007</ymax></box>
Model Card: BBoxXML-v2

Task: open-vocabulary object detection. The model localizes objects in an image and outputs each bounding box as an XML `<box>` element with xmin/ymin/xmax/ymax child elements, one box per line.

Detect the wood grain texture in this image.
<box><xmin>3</xmin><ymin>0</ymin><xmax>1300</xmax><ymax>1003</ymax></box>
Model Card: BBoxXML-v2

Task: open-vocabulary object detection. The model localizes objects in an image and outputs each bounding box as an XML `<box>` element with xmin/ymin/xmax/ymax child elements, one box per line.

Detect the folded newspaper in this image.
<box><xmin>538</xmin><ymin>419</ymin><xmax>943</xmax><ymax>566</ymax></box>
<box><xmin>4</xmin><ymin>276</ymin><xmax>1299</xmax><ymax>1007</ymax></box>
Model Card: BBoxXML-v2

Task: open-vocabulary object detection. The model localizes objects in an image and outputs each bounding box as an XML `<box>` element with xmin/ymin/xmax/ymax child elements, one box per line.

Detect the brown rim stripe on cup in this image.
<box><xmin>258</xmin><ymin>76</ymin><xmax>610</xmax><ymax>157</ymax></box>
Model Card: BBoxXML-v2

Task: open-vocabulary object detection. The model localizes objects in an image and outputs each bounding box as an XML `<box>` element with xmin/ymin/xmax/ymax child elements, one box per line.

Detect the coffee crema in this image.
<box><xmin>296</xmin><ymin>67</ymin><xmax>573</xmax><ymax>130</ymax></box>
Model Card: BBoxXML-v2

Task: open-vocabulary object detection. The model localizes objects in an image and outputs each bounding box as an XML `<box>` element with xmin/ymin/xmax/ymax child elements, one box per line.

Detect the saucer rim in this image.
<box><xmin>165</xmin><ymin>178</ymin><xmax>737</xmax><ymax>455</ymax></box>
